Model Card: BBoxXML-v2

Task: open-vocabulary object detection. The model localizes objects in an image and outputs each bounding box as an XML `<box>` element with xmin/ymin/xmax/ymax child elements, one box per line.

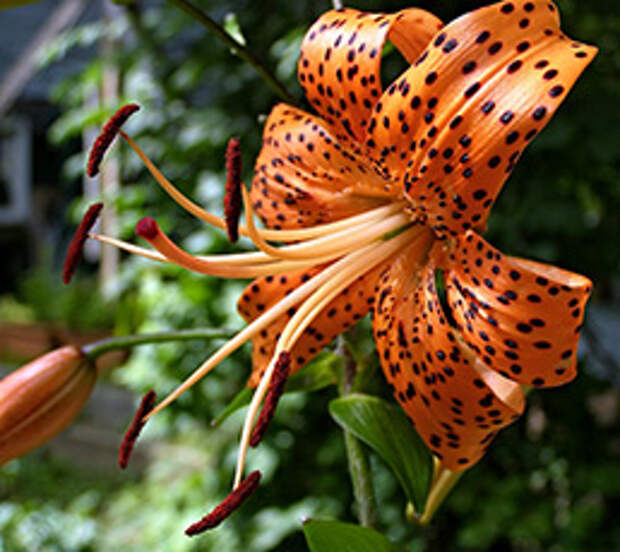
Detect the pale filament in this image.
<box><xmin>140</xmin><ymin>223</ymin><xmax>384</xmax><ymax>278</ymax></box>
<box><xmin>233</xmin><ymin>226</ymin><xmax>424</xmax><ymax>487</ymax></box>
<box><xmin>242</xmin><ymin>186</ymin><xmax>410</xmax><ymax>261</ymax></box>
<box><xmin>119</xmin><ymin>130</ymin><xmax>405</xmax><ymax>242</ymax></box>
<box><xmin>144</xmin><ymin>239</ymin><xmax>393</xmax><ymax>421</ymax></box>
<box><xmin>92</xmin><ymin>198</ymin><xmax>406</xmax><ymax>269</ymax></box>
<box><xmin>91</xmin><ymin>232</ymin><xmax>325</xmax><ymax>274</ymax></box>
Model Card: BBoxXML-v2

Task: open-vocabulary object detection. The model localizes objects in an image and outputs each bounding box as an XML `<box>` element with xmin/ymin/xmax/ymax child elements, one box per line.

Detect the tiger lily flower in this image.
<box><xmin>82</xmin><ymin>0</ymin><xmax>594</xmax><ymax>528</ymax></box>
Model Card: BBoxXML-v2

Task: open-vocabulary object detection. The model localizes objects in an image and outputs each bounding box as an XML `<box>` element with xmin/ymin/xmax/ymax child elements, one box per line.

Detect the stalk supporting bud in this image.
<box><xmin>0</xmin><ymin>345</ymin><xmax>95</xmax><ymax>465</ymax></box>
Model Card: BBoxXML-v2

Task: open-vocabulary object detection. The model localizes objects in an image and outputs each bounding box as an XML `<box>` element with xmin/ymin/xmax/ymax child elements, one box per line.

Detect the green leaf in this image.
<box><xmin>329</xmin><ymin>394</ymin><xmax>433</xmax><ymax>510</ymax></box>
<box><xmin>223</xmin><ymin>13</ymin><xmax>246</xmax><ymax>47</ymax></box>
<box><xmin>211</xmin><ymin>351</ymin><xmax>341</xmax><ymax>426</ymax></box>
<box><xmin>284</xmin><ymin>350</ymin><xmax>342</xmax><ymax>394</ymax></box>
<box><xmin>211</xmin><ymin>387</ymin><xmax>252</xmax><ymax>427</ymax></box>
<box><xmin>303</xmin><ymin>519</ymin><xmax>394</xmax><ymax>552</ymax></box>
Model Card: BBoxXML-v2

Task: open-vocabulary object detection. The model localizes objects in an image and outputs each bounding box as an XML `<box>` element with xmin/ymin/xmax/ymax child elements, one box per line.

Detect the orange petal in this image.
<box><xmin>250</xmin><ymin>103</ymin><xmax>393</xmax><ymax>230</ymax></box>
<box><xmin>373</xmin><ymin>239</ymin><xmax>524</xmax><ymax>471</ymax></box>
<box><xmin>298</xmin><ymin>7</ymin><xmax>443</xmax><ymax>143</ymax></box>
<box><xmin>365</xmin><ymin>0</ymin><xmax>596</xmax><ymax>235</ymax></box>
<box><xmin>440</xmin><ymin>230</ymin><xmax>592</xmax><ymax>388</ymax></box>
<box><xmin>238</xmin><ymin>262</ymin><xmax>387</xmax><ymax>387</ymax></box>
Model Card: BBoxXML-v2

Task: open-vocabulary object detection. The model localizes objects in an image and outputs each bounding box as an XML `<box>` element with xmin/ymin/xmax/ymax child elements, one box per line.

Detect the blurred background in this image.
<box><xmin>0</xmin><ymin>0</ymin><xmax>618</xmax><ymax>550</ymax></box>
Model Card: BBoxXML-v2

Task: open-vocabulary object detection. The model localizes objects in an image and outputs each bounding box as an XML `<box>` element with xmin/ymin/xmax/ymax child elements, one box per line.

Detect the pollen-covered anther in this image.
<box><xmin>118</xmin><ymin>390</ymin><xmax>156</xmax><ymax>469</ymax></box>
<box><xmin>62</xmin><ymin>202</ymin><xmax>104</xmax><ymax>284</ymax></box>
<box><xmin>185</xmin><ymin>470</ymin><xmax>262</xmax><ymax>535</ymax></box>
<box><xmin>87</xmin><ymin>103</ymin><xmax>140</xmax><ymax>177</ymax></box>
<box><xmin>250</xmin><ymin>351</ymin><xmax>291</xmax><ymax>447</ymax></box>
<box><xmin>224</xmin><ymin>137</ymin><xmax>243</xmax><ymax>243</ymax></box>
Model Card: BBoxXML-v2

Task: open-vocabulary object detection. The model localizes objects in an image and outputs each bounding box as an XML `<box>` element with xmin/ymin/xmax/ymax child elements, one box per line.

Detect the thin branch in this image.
<box><xmin>83</xmin><ymin>327</ymin><xmax>236</xmax><ymax>361</ymax></box>
<box><xmin>167</xmin><ymin>0</ymin><xmax>298</xmax><ymax>105</ymax></box>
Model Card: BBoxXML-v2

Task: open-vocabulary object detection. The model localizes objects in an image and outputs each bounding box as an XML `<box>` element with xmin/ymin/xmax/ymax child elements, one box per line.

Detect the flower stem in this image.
<box><xmin>417</xmin><ymin>468</ymin><xmax>463</xmax><ymax>525</ymax></box>
<box><xmin>83</xmin><ymin>328</ymin><xmax>236</xmax><ymax>361</ymax></box>
<box><xmin>337</xmin><ymin>334</ymin><xmax>377</xmax><ymax>528</ymax></box>
<box><xmin>167</xmin><ymin>0</ymin><xmax>298</xmax><ymax>105</ymax></box>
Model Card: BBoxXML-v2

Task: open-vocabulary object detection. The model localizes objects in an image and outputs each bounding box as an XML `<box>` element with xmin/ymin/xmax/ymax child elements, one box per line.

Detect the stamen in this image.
<box><xmin>87</xmin><ymin>104</ymin><xmax>140</xmax><ymax>177</ymax></box>
<box><xmin>90</xmin><ymin>232</ymin><xmax>276</xmax><ymax>266</ymax></box>
<box><xmin>118</xmin><ymin>390</ymin><xmax>156</xmax><ymax>469</ymax></box>
<box><xmin>185</xmin><ymin>470</ymin><xmax>261</xmax><ymax>535</ymax></box>
<box><xmin>120</xmin><ymin>131</ymin><xmax>228</xmax><ymax>231</ymax></box>
<box><xmin>62</xmin><ymin>202</ymin><xmax>104</xmax><ymax>284</ymax></box>
<box><xmin>250</xmin><ymin>351</ymin><xmax>291</xmax><ymax>447</ymax></box>
<box><xmin>224</xmin><ymin>138</ymin><xmax>243</xmax><ymax>243</ymax></box>
<box><xmin>119</xmin><ymin>127</ymin><xmax>405</xmax><ymax>242</ymax></box>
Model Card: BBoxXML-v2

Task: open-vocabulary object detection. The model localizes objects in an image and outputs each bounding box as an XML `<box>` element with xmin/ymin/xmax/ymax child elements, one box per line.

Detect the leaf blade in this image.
<box><xmin>303</xmin><ymin>519</ymin><xmax>394</xmax><ymax>552</ymax></box>
<box><xmin>329</xmin><ymin>394</ymin><xmax>433</xmax><ymax>510</ymax></box>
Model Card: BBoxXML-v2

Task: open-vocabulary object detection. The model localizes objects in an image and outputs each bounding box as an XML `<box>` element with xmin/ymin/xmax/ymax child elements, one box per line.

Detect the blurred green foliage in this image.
<box><xmin>0</xmin><ymin>0</ymin><xmax>618</xmax><ymax>551</ymax></box>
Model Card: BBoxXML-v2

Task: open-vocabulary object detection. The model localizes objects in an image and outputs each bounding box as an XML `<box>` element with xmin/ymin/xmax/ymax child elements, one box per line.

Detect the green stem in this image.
<box><xmin>83</xmin><ymin>328</ymin><xmax>236</xmax><ymax>361</ymax></box>
<box><xmin>167</xmin><ymin>0</ymin><xmax>298</xmax><ymax>105</ymax></box>
<box><xmin>343</xmin><ymin>427</ymin><xmax>377</xmax><ymax>528</ymax></box>
<box><xmin>337</xmin><ymin>334</ymin><xmax>377</xmax><ymax>528</ymax></box>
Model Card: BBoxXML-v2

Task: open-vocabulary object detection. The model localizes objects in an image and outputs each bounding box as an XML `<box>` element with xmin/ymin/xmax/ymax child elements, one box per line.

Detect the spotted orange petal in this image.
<box><xmin>238</xmin><ymin>262</ymin><xmax>386</xmax><ymax>387</ymax></box>
<box><xmin>373</xmin><ymin>237</ymin><xmax>524</xmax><ymax>470</ymax></box>
<box><xmin>439</xmin><ymin>230</ymin><xmax>591</xmax><ymax>388</ymax></box>
<box><xmin>250</xmin><ymin>103</ymin><xmax>394</xmax><ymax>230</ymax></box>
<box><xmin>298</xmin><ymin>7</ymin><xmax>443</xmax><ymax>143</ymax></box>
<box><xmin>365</xmin><ymin>0</ymin><xmax>596</xmax><ymax>235</ymax></box>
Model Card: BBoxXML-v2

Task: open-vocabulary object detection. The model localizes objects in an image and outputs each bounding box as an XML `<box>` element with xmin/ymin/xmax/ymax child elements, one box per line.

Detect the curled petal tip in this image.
<box><xmin>135</xmin><ymin>217</ymin><xmax>159</xmax><ymax>240</ymax></box>
<box><xmin>62</xmin><ymin>202</ymin><xmax>104</xmax><ymax>284</ymax></box>
<box><xmin>87</xmin><ymin>103</ymin><xmax>140</xmax><ymax>177</ymax></box>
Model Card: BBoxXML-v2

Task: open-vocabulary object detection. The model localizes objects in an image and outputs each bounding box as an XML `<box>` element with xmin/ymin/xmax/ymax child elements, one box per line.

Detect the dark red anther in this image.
<box><xmin>250</xmin><ymin>351</ymin><xmax>291</xmax><ymax>447</ymax></box>
<box><xmin>62</xmin><ymin>202</ymin><xmax>104</xmax><ymax>284</ymax></box>
<box><xmin>185</xmin><ymin>470</ymin><xmax>262</xmax><ymax>535</ymax></box>
<box><xmin>118</xmin><ymin>390</ymin><xmax>156</xmax><ymax>469</ymax></box>
<box><xmin>224</xmin><ymin>137</ymin><xmax>243</xmax><ymax>243</ymax></box>
<box><xmin>135</xmin><ymin>217</ymin><xmax>159</xmax><ymax>240</ymax></box>
<box><xmin>87</xmin><ymin>103</ymin><xmax>140</xmax><ymax>177</ymax></box>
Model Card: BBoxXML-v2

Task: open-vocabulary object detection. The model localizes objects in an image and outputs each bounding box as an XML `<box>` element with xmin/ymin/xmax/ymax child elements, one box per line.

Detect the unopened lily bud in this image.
<box><xmin>0</xmin><ymin>345</ymin><xmax>96</xmax><ymax>465</ymax></box>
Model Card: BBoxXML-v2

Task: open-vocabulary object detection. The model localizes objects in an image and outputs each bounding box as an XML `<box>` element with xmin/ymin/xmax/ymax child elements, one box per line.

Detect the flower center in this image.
<box><xmin>88</xmin><ymin>126</ymin><xmax>434</xmax><ymax>492</ymax></box>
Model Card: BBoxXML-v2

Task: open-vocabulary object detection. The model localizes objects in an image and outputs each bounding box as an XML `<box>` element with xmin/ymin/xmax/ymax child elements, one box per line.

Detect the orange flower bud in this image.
<box><xmin>0</xmin><ymin>345</ymin><xmax>96</xmax><ymax>465</ymax></box>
